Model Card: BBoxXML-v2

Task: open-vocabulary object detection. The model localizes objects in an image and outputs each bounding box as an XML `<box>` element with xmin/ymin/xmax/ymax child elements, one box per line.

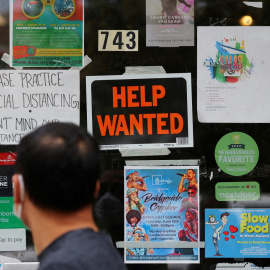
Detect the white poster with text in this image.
<box><xmin>0</xmin><ymin>70</ymin><xmax>80</xmax><ymax>144</ymax></box>
<box><xmin>197</xmin><ymin>26</ymin><xmax>270</xmax><ymax>123</ymax></box>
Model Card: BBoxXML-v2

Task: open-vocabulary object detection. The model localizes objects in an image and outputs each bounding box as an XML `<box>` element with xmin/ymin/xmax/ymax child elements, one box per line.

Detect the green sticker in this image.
<box><xmin>215</xmin><ymin>182</ymin><xmax>260</xmax><ymax>201</ymax></box>
<box><xmin>0</xmin><ymin>197</ymin><xmax>25</xmax><ymax>229</ymax></box>
<box><xmin>215</xmin><ymin>132</ymin><xmax>259</xmax><ymax>176</ymax></box>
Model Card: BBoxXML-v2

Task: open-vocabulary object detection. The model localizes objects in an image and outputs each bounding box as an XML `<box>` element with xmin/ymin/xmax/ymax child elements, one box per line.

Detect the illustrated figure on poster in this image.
<box><xmin>126</xmin><ymin>210</ymin><xmax>144</xmax><ymax>241</ymax></box>
<box><xmin>179</xmin><ymin>209</ymin><xmax>198</xmax><ymax>242</ymax></box>
<box><xmin>177</xmin><ymin>169</ymin><xmax>198</xmax><ymax>193</ymax></box>
<box><xmin>173</xmin><ymin>230</ymin><xmax>194</xmax><ymax>255</ymax></box>
<box><xmin>126</xmin><ymin>210</ymin><xmax>141</xmax><ymax>229</ymax></box>
<box><xmin>126</xmin><ymin>170</ymin><xmax>148</xmax><ymax>191</ymax></box>
<box><xmin>126</xmin><ymin>188</ymin><xmax>145</xmax><ymax>214</ymax></box>
<box><xmin>126</xmin><ymin>228</ymin><xmax>153</xmax><ymax>256</ymax></box>
<box><xmin>206</xmin><ymin>212</ymin><xmax>230</xmax><ymax>256</ymax></box>
<box><xmin>179</xmin><ymin>185</ymin><xmax>198</xmax><ymax>213</ymax></box>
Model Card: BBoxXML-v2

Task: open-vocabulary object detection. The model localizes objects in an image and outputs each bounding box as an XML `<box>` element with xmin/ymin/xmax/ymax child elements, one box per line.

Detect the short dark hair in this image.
<box><xmin>220</xmin><ymin>212</ymin><xmax>230</xmax><ymax>219</ymax></box>
<box><xmin>16</xmin><ymin>123</ymin><xmax>100</xmax><ymax>213</ymax></box>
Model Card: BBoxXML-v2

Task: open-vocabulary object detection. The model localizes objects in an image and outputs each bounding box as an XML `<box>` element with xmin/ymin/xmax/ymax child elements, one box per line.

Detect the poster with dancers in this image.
<box><xmin>146</xmin><ymin>0</ymin><xmax>194</xmax><ymax>47</ymax></box>
<box><xmin>124</xmin><ymin>166</ymin><xmax>200</xmax><ymax>263</ymax></box>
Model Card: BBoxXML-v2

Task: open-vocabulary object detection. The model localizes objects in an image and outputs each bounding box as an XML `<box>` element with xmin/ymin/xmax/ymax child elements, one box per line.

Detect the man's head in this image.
<box><xmin>14</xmin><ymin>123</ymin><xmax>101</xmax><ymax>219</ymax></box>
<box><xmin>187</xmin><ymin>169</ymin><xmax>196</xmax><ymax>181</ymax></box>
<box><xmin>187</xmin><ymin>185</ymin><xmax>197</xmax><ymax>197</ymax></box>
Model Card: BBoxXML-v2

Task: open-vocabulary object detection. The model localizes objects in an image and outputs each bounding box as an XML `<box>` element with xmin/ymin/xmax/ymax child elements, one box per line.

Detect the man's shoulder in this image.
<box><xmin>39</xmin><ymin>229</ymin><xmax>126</xmax><ymax>270</ymax></box>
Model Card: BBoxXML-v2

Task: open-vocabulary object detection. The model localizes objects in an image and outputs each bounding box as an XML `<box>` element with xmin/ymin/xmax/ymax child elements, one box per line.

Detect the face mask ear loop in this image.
<box><xmin>17</xmin><ymin>174</ymin><xmax>25</xmax><ymax>202</ymax></box>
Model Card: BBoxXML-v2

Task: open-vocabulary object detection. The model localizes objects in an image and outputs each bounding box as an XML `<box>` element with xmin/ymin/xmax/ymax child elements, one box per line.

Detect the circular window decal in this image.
<box><xmin>215</xmin><ymin>132</ymin><xmax>259</xmax><ymax>176</ymax></box>
<box><xmin>22</xmin><ymin>0</ymin><xmax>44</xmax><ymax>19</ymax></box>
<box><xmin>53</xmin><ymin>0</ymin><xmax>75</xmax><ymax>19</ymax></box>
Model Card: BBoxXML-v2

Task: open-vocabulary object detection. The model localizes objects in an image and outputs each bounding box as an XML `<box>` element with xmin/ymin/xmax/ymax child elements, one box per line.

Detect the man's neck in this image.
<box><xmin>26</xmin><ymin>204</ymin><xmax>98</xmax><ymax>255</ymax></box>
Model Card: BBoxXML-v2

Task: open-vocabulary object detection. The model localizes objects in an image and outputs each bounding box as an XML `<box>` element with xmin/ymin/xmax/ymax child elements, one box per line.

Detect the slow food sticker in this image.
<box><xmin>215</xmin><ymin>132</ymin><xmax>259</xmax><ymax>176</ymax></box>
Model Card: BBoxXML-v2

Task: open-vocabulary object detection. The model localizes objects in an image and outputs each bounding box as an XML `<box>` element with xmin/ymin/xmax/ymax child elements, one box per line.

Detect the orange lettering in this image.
<box><xmin>140</xmin><ymin>86</ymin><xmax>152</xmax><ymax>107</ymax></box>
<box><xmin>130</xmin><ymin>114</ymin><xmax>143</xmax><ymax>135</ymax></box>
<box><xmin>170</xmin><ymin>113</ymin><xmax>183</xmax><ymax>134</ymax></box>
<box><xmin>115</xmin><ymin>115</ymin><xmax>129</xmax><ymax>136</ymax></box>
<box><xmin>113</xmin><ymin>86</ymin><xmax>126</xmax><ymax>108</ymax></box>
<box><xmin>157</xmin><ymin>113</ymin><xmax>169</xmax><ymax>134</ymax></box>
<box><xmin>97</xmin><ymin>115</ymin><xmax>117</xmax><ymax>136</ymax></box>
<box><xmin>127</xmin><ymin>86</ymin><xmax>139</xmax><ymax>107</ymax></box>
<box><xmin>143</xmin><ymin>114</ymin><xmax>155</xmax><ymax>135</ymax></box>
<box><xmin>152</xmin><ymin>85</ymin><xmax>165</xmax><ymax>106</ymax></box>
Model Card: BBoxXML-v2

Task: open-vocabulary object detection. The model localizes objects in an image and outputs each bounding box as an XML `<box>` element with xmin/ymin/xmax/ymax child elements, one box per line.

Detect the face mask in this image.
<box><xmin>13</xmin><ymin>174</ymin><xmax>25</xmax><ymax>220</ymax></box>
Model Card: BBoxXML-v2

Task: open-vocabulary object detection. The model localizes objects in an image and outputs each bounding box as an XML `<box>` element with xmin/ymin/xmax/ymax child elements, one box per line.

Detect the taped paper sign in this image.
<box><xmin>124</xmin><ymin>166</ymin><xmax>200</xmax><ymax>264</ymax></box>
<box><xmin>197</xmin><ymin>26</ymin><xmax>270</xmax><ymax>123</ymax></box>
<box><xmin>0</xmin><ymin>70</ymin><xmax>80</xmax><ymax>145</ymax></box>
<box><xmin>86</xmin><ymin>73</ymin><xmax>193</xmax><ymax>150</ymax></box>
<box><xmin>0</xmin><ymin>229</ymin><xmax>26</xmax><ymax>251</ymax></box>
<box><xmin>205</xmin><ymin>209</ymin><xmax>270</xmax><ymax>258</ymax></box>
<box><xmin>10</xmin><ymin>0</ymin><xmax>84</xmax><ymax>67</ymax></box>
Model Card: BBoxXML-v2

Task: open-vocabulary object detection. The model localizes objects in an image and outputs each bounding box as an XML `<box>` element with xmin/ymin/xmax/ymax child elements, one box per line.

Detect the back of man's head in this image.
<box><xmin>16</xmin><ymin>122</ymin><xmax>100</xmax><ymax>213</ymax></box>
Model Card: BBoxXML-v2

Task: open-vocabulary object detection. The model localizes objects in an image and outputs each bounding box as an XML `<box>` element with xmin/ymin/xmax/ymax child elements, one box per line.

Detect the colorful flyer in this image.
<box><xmin>215</xmin><ymin>132</ymin><xmax>259</xmax><ymax>176</ymax></box>
<box><xmin>124</xmin><ymin>166</ymin><xmax>200</xmax><ymax>264</ymax></box>
<box><xmin>10</xmin><ymin>0</ymin><xmax>84</xmax><ymax>67</ymax></box>
<box><xmin>146</xmin><ymin>0</ymin><xmax>194</xmax><ymax>47</ymax></box>
<box><xmin>0</xmin><ymin>153</ymin><xmax>25</xmax><ymax>229</ymax></box>
<box><xmin>205</xmin><ymin>209</ymin><xmax>270</xmax><ymax>258</ymax></box>
<box><xmin>197</xmin><ymin>26</ymin><xmax>270</xmax><ymax>123</ymax></box>
<box><xmin>86</xmin><ymin>73</ymin><xmax>193</xmax><ymax>150</ymax></box>
<box><xmin>0</xmin><ymin>70</ymin><xmax>80</xmax><ymax>145</ymax></box>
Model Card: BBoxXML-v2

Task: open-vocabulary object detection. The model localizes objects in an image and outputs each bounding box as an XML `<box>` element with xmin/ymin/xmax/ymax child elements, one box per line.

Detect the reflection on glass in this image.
<box><xmin>239</xmin><ymin>15</ymin><xmax>253</xmax><ymax>26</ymax></box>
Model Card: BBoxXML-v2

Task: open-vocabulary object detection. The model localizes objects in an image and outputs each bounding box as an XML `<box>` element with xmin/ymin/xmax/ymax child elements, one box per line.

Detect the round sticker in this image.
<box><xmin>215</xmin><ymin>132</ymin><xmax>259</xmax><ymax>176</ymax></box>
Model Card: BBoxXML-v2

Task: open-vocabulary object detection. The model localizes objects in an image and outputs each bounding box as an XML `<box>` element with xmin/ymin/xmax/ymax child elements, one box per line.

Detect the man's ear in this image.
<box><xmin>94</xmin><ymin>180</ymin><xmax>100</xmax><ymax>198</ymax></box>
<box><xmin>13</xmin><ymin>174</ymin><xmax>21</xmax><ymax>204</ymax></box>
<box><xmin>13</xmin><ymin>174</ymin><xmax>25</xmax><ymax>203</ymax></box>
